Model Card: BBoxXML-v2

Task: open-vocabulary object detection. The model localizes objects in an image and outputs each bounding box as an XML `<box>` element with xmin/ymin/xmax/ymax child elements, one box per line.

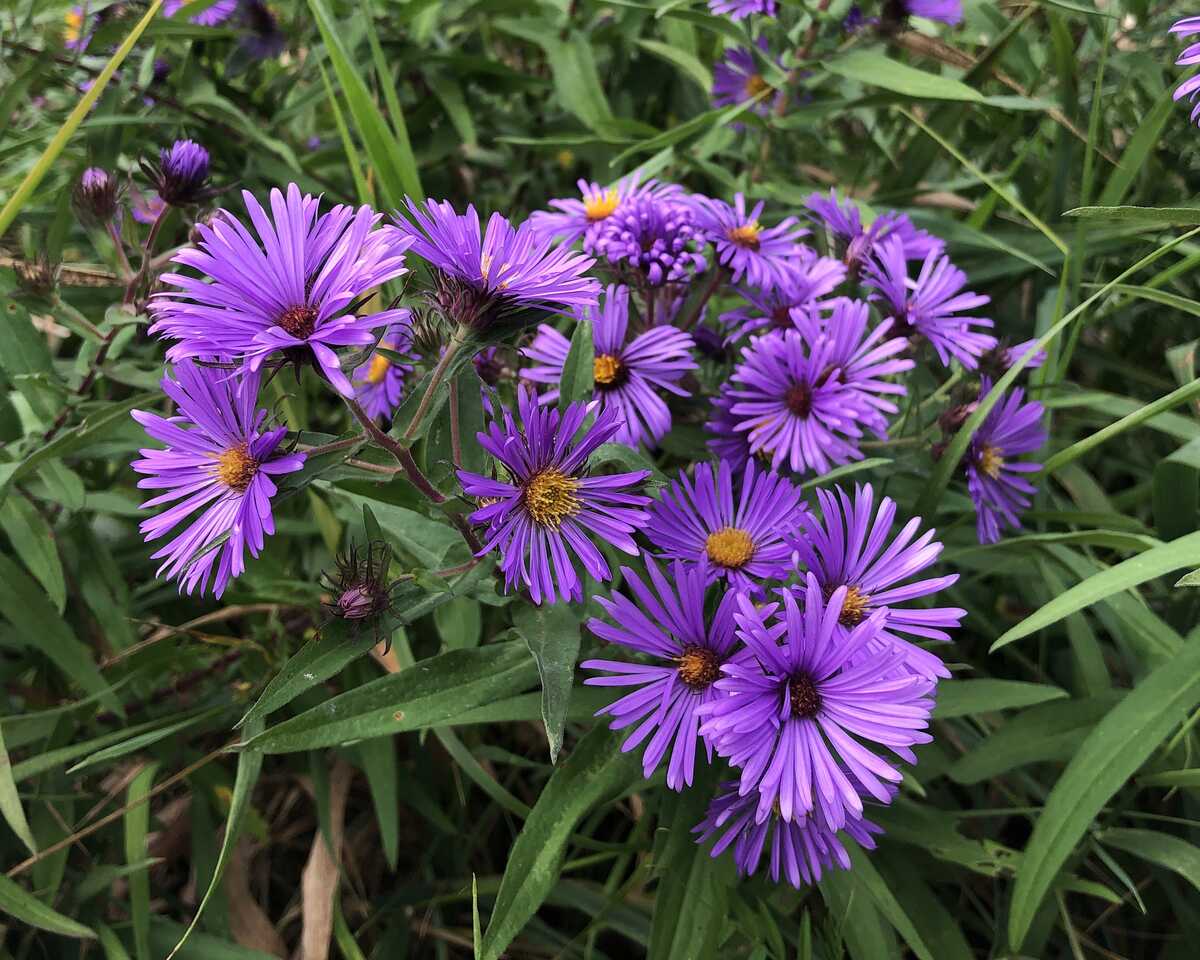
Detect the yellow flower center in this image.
<box><xmin>705</xmin><ymin>527</ymin><xmax>755</xmax><ymax>569</ymax></box>
<box><xmin>365</xmin><ymin>353</ymin><xmax>391</xmax><ymax>385</ymax></box>
<box><xmin>835</xmin><ymin>585</ymin><xmax>872</xmax><ymax>628</ymax></box>
<box><xmin>64</xmin><ymin>9</ymin><xmax>83</xmax><ymax>42</ymax></box>
<box><xmin>727</xmin><ymin>221</ymin><xmax>762</xmax><ymax>251</ymax></box>
<box><xmin>556</xmin><ymin>149</ymin><xmax>576</xmax><ymax>170</ymax></box>
<box><xmin>592</xmin><ymin>353</ymin><xmax>624</xmax><ymax>388</ymax></box>
<box><xmin>584</xmin><ymin>188</ymin><xmax>620</xmax><ymax>222</ymax></box>
<box><xmin>979</xmin><ymin>443</ymin><xmax>1005</xmax><ymax>479</ymax></box>
<box><xmin>744</xmin><ymin>74</ymin><xmax>769</xmax><ymax>98</ymax></box>
<box><xmin>215</xmin><ymin>443</ymin><xmax>258</xmax><ymax>492</ymax></box>
<box><xmin>677</xmin><ymin>645</ymin><xmax>721</xmax><ymax>690</ymax></box>
<box><xmin>523</xmin><ymin>469</ymin><xmax>581</xmax><ymax>528</ymax></box>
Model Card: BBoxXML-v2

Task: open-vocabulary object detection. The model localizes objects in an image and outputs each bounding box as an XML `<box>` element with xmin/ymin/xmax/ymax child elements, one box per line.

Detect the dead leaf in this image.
<box><xmin>297</xmin><ymin>759</ymin><xmax>354</xmax><ymax>960</ymax></box>
<box><xmin>226</xmin><ymin>838</ymin><xmax>286</xmax><ymax>958</ymax></box>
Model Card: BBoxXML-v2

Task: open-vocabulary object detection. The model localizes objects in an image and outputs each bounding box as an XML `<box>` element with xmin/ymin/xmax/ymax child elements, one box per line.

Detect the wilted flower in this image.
<box><xmin>351</xmin><ymin>322</ymin><xmax>417</xmax><ymax>422</ymax></box>
<box><xmin>583</xmin><ymin>559</ymin><xmax>740</xmax><ymax>789</ymax></box>
<box><xmin>73</xmin><ymin>167</ymin><xmax>120</xmax><ymax>224</ymax></box>
<box><xmin>967</xmin><ymin>380</ymin><xmax>1047</xmax><ymax>544</ymax></box>
<box><xmin>457</xmin><ymin>390</ymin><xmax>651</xmax><ymax>604</ymax></box>
<box><xmin>142</xmin><ymin>139</ymin><xmax>216</xmax><ymax>207</ymax></box>
<box><xmin>150</xmin><ymin>184</ymin><xmax>412</xmax><ymax>397</ymax></box>
<box><xmin>237</xmin><ymin>0</ymin><xmax>286</xmax><ymax>60</ymax></box>
<box><xmin>130</xmin><ymin>186</ymin><xmax>167</xmax><ymax>225</ymax></box>
<box><xmin>690</xmin><ymin>193</ymin><xmax>808</xmax><ymax>290</ymax></box>
<box><xmin>521</xmin><ymin>285</ymin><xmax>696</xmax><ymax>448</ymax></box>
<box><xmin>131</xmin><ymin>361</ymin><xmax>306</xmax><ymax>598</ymax></box>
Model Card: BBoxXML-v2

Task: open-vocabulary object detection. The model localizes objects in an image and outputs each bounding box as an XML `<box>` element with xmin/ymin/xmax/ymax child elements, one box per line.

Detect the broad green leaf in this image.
<box><xmin>0</xmin><ymin>872</ymin><xmax>95</xmax><ymax>938</ymax></box>
<box><xmin>843</xmin><ymin>844</ymin><xmax>935</xmax><ymax>960</ymax></box>
<box><xmin>1098</xmin><ymin>828</ymin><xmax>1200</xmax><ymax>895</ymax></box>
<box><xmin>1008</xmin><ymin>640</ymin><xmax>1200</xmax><ymax>948</ymax></box>
<box><xmin>933</xmin><ymin>679</ymin><xmax>1068</xmax><ymax>718</ymax></box>
<box><xmin>512</xmin><ymin>604</ymin><xmax>581</xmax><ymax>764</ymax></box>
<box><xmin>244</xmin><ymin>642</ymin><xmax>538</xmax><ymax>753</ymax></box>
<box><xmin>0</xmin><ymin>725</ymin><xmax>35</xmax><ymax>854</ymax></box>
<box><xmin>994</xmin><ymin>530</ymin><xmax>1200</xmax><ymax>650</ymax></box>
<box><xmin>558</xmin><ymin>319</ymin><xmax>595</xmax><ymax>412</ymax></box>
<box><xmin>825</xmin><ymin>50</ymin><xmax>983</xmax><ymax>102</ymax></box>
<box><xmin>479</xmin><ymin>727</ymin><xmax>642</xmax><ymax>960</ymax></box>
<box><xmin>637</xmin><ymin>39</ymin><xmax>712</xmax><ymax>92</ymax></box>
<box><xmin>821</xmin><ymin>862</ymin><xmax>898</xmax><ymax>959</ymax></box>
<box><xmin>1064</xmin><ymin>206</ymin><xmax>1200</xmax><ymax>224</ymax></box>
<box><xmin>357</xmin><ymin>735</ymin><xmax>399</xmax><ymax>871</ymax></box>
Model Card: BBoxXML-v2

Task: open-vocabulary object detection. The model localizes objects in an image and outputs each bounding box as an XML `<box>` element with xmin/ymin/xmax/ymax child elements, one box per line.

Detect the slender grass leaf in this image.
<box><xmin>1098</xmin><ymin>828</ymin><xmax>1200</xmax><ymax>895</ymax></box>
<box><xmin>1064</xmin><ymin>206</ymin><xmax>1200</xmax><ymax>224</ymax></box>
<box><xmin>933</xmin><ymin>679</ymin><xmax>1069</xmax><ymax>718</ymax></box>
<box><xmin>826</xmin><ymin>50</ymin><xmax>983</xmax><ymax>102</ymax></box>
<box><xmin>0</xmin><ymin>872</ymin><xmax>95</xmax><ymax>938</ymax></box>
<box><xmin>126</xmin><ymin>763</ymin><xmax>159</xmax><ymax>960</ymax></box>
<box><xmin>0</xmin><ymin>725</ymin><xmax>35</xmax><ymax>855</ymax></box>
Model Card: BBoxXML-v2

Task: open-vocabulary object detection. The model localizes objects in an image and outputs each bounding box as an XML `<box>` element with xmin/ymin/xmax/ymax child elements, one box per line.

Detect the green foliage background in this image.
<box><xmin>3</xmin><ymin>0</ymin><xmax>1200</xmax><ymax>957</ymax></box>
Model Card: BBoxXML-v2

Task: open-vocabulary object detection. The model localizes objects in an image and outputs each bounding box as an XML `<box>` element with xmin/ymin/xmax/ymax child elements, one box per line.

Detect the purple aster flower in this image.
<box><xmin>966</xmin><ymin>380</ymin><xmax>1047</xmax><ymax>545</ymax></box>
<box><xmin>699</xmin><ymin>580</ymin><xmax>935</xmax><ymax>827</ymax></box>
<box><xmin>977</xmin><ymin>337</ymin><xmax>1047</xmax><ymax>381</ymax></box>
<box><xmin>695</xmin><ymin>781</ymin><xmax>883</xmax><ymax>887</ymax></box>
<box><xmin>130</xmin><ymin>186</ymin><xmax>166</xmax><ymax>226</ymax></box>
<box><xmin>527</xmin><ymin>175</ymin><xmax>680</xmax><ymax>250</ymax></box>
<box><xmin>793</xmin><ymin>484</ymin><xmax>964</xmax><ymax>681</ymax></box>
<box><xmin>351</xmin><ymin>321</ymin><xmax>417</xmax><ymax>422</ymax></box>
<box><xmin>712</xmin><ymin>40</ymin><xmax>782</xmax><ymax>117</ymax></box>
<box><xmin>805</xmin><ymin>190</ymin><xmax>943</xmax><ymax>266</ymax></box>
<box><xmin>902</xmin><ymin>0</ymin><xmax>963</xmax><ymax>25</ymax></box>
<box><xmin>163</xmin><ymin>0</ymin><xmax>237</xmax><ymax>25</ymax></box>
<box><xmin>863</xmin><ymin>237</ymin><xmax>996</xmax><ymax>369</ymax></box>
<box><xmin>457</xmin><ymin>390</ymin><xmax>651</xmax><ymax>604</ymax></box>
<box><xmin>131</xmin><ymin>361</ymin><xmax>306</xmax><ymax>598</ymax></box>
<box><xmin>395</xmin><ymin>198</ymin><xmax>599</xmax><ymax>330</ymax></box>
<box><xmin>149</xmin><ymin>184</ymin><xmax>412</xmax><ymax>398</ymax></box>
<box><xmin>237</xmin><ymin>0</ymin><xmax>285</xmax><ymax>60</ymax></box>
<box><xmin>1173</xmin><ymin>17</ymin><xmax>1200</xmax><ymax>125</ymax></box>
<box><xmin>705</xmin><ymin>386</ymin><xmax>756</xmax><ymax>470</ymax></box>
<box><xmin>707</xmin><ymin>0</ymin><xmax>776</xmax><ymax>21</ymax></box>
<box><xmin>720</xmin><ymin>248</ymin><xmax>846</xmax><ymax>340</ymax></box>
<box><xmin>73</xmin><ymin>167</ymin><xmax>120</xmax><ymax>224</ymax></box>
<box><xmin>583</xmin><ymin>559</ymin><xmax>740</xmax><ymax>789</ymax></box>
<box><xmin>141</xmin><ymin>139</ymin><xmax>215</xmax><ymax>207</ymax></box>
<box><xmin>644</xmin><ymin>459</ymin><xmax>802</xmax><ymax>591</ymax></box>
<box><xmin>725</xmin><ymin>300</ymin><xmax>913</xmax><ymax>475</ymax></box>
<box><xmin>63</xmin><ymin>6</ymin><xmax>91</xmax><ymax>51</ymax></box>
<box><xmin>843</xmin><ymin>5</ymin><xmax>878</xmax><ymax>33</ymax></box>
<box><xmin>590</xmin><ymin>192</ymin><xmax>707</xmax><ymax>287</ymax></box>
<box><xmin>689</xmin><ymin>193</ymin><xmax>808</xmax><ymax>290</ymax></box>
<box><xmin>521</xmin><ymin>285</ymin><xmax>697</xmax><ymax>448</ymax></box>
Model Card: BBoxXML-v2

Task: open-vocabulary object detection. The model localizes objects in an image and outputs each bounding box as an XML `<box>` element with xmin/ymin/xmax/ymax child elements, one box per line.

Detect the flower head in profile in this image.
<box><xmin>522</xmin><ymin>285</ymin><xmax>696</xmax><ymax>448</ymax></box>
<box><xmin>806</xmin><ymin>190</ymin><xmax>943</xmax><ymax>266</ymax></box>
<box><xmin>150</xmin><ymin>184</ymin><xmax>412</xmax><ymax>397</ymax></box>
<box><xmin>73</xmin><ymin>167</ymin><xmax>121</xmax><ymax>224</ymax></box>
<box><xmin>864</xmin><ymin>237</ymin><xmax>996</xmax><ymax>369</ymax></box>
<box><xmin>1171</xmin><ymin>17</ymin><xmax>1200</xmax><ymax>125</ymax></box>
<box><xmin>528</xmin><ymin>175</ymin><xmax>679</xmax><ymax>249</ymax></box>
<box><xmin>351</xmin><ymin>321</ymin><xmax>417</xmax><ymax>422</ymax></box>
<box><xmin>690</xmin><ymin>193</ymin><xmax>808</xmax><ymax>290</ymax></box>
<box><xmin>457</xmin><ymin>390</ymin><xmax>651</xmax><ymax>604</ymax></box>
<box><xmin>712</xmin><ymin>39</ymin><xmax>782</xmax><ymax>117</ymax></box>
<box><xmin>142</xmin><ymin>139</ymin><xmax>216</xmax><ymax>207</ymax></box>
<box><xmin>720</xmin><ymin>249</ymin><xmax>846</xmax><ymax>340</ymax></box>
<box><xmin>395</xmin><ymin>198</ymin><xmax>599</xmax><ymax>329</ymax></box>
<box><xmin>793</xmin><ymin>484</ymin><xmax>964</xmax><ymax>680</ymax></box>
<box><xmin>726</xmin><ymin>300</ymin><xmax>913</xmax><ymax>475</ymax></box>
<box><xmin>695</xmin><ymin>782</ymin><xmax>883</xmax><ymax>888</ymax></box>
<box><xmin>708</xmin><ymin>0</ymin><xmax>776</xmax><ymax>20</ymax></box>
<box><xmin>967</xmin><ymin>380</ymin><xmax>1047</xmax><ymax>544</ymax></box>
<box><xmin>131</xmin><ymin>186</ymin><xmax>166</xmax><ymax>225</ymax></box>
<box><xmin>163</xmin><ymin>0</ymin><xmax>237</xmax><ymax>25</ymax></box>
<box><xmin>583</xmin><ymin>559</ymin><xmax>740</xmax><ymax>789</ymax></box>
<box><xmin>131</xmin><ymin>361</ymin><xmax>306</xmax><ymax>598</ymax></box>
<box><xmin>591</xmin><ymin>193</ymin><xmax>707</xmax><ymax>287</ymax></box>
<box><xmin>644</xmin><ymin>459</ymin><xmax>802</xmax><ymax>592</ymax></box>
<box><xmin>699</xmin><ymin>580</ymin><xmax>935</xmax><ymax>827</ymax></box>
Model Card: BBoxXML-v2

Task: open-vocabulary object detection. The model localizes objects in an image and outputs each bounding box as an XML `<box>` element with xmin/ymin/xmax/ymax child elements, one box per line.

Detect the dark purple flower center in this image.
<box><xmin>771</xmin><ymin>304</ymin><xmax>793</xmax><ymax>329</ymax></box>
<box><xmin>785</xmin><ymin>382</ymin><xmax>812</xmax><ymax>417</ymax></box>
<box><xmin>677</xmin><ymin>644</ymin><xmax>721</xmax><ymax>690</ymax></box>
<box><xmin>278</xmin><ymin>304</ymin><xmax>318</xmax><ymax>339</ymax></box>
<box><xmin>592</xmin><ymin>353</ymin><xmax>628</xmax><ymax>390</ymax></box>
<box><xmin>788</xmin><ymin>672</ymin><xmax>822</xmax><ymax>719</ymax></box>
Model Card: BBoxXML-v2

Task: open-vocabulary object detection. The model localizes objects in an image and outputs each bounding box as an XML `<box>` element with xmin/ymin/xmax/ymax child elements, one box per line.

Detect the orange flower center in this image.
<box><xmin>728</xmin><ymin>221</ymin><xmax>762</xmax><ymax>250</ymax></box>
<box><xmin>834</xmin><ymin>585</ymin><xmax>872</xmax><ymax>627</ymax></box>
<box><xmin>978</xmin><ymin>443</ymin><xmax>1005</xmax><ymax>479</ymax></box>
<box><xmin>523</xmin><ymin>469</ymin><xmax>581</xmax><ymax>528</ymax></box>
<box><xmin>677</xmin><ymin>645</ymin><xmax>722</xmax><ymax>690</ymax></box>
<box><xmin>365</xmin><ymin>353</ymin><xmax>391</xmax><ymax>385</ymax></box>
<box><xmin>584</xmin><ymin>188</ymin><xmax>620</xmax><ymax>222</ymax></box>
<box><xmin>744</xmin><ymin>74</ymin><xmax>769</xmax><ymax>98</ymax></box>
<box><xmin>592</xmin><ymin>353</ymin><xmax>624</xmax><ymax>388</ymax></box>
<box><xmin>705</xmin><ymin>527</ymin><xmax>755</xmax><ymax>569</ymax></box>
<box><xmin>278</xmin><ymin>304</ymin><xmax>318</xmax><ymax>339</ymax></box>
<box><xmin>215</xmin><ymin>443</ymin><xmax>258</xmax><ymax>492</ymax></box>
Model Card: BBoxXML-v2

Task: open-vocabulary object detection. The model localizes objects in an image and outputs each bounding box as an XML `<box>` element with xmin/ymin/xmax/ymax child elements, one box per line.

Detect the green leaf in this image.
<box><xmin>512</xmin><ymin>604</ymin><xmax>581</xmax><ymax>764</ymax></box>
<box><xmin>993</xmin><ymin>531</ymin><xmax>1200</xmax><ymax>650</ymax></box>
<box><xmin>637</xmin><ymin>39</ymin><xmax>712</xmax><ymax>92</ymax></box>
<box><xmin>825</xmin><ymin>50</ymin><xmax>983</xmax><ymax>102</ymax></box>
<box><xmin>933</xmin><ymin>679</ymin><xmax>1069</xmax><ymax>718</ymax></box>
<box><xmin>68</xmin><ymin>706</ymin><xmax>226</xmax><ymax>773</ymax></box>
<box><xmin>843</xmin><ymin>844</ymin><xmax>935</xmax><ymax>960</ymax></box>
<box><xmin>1098</xmin><ymin>87</ymin><xmax>1174</xmax><ymax>206</ymax></box>
<box><xmin>1140</xmin><ymin>768</ymin><xmax>1200</xmax><ymax>787</ymax></box>
<box><xmin>243</xmin><ymin>642</ymin><xmax>538</xmax><ymax>753</ymax></box>
<box><xmin>0</xmin><ymin>725</ymin><xmax>35</xmax><ymax>854</ymax></box>
<box><xmin>1098</xmin><ymin>828</ymin><xmax>1200</xmax><ymax>895</ymax></box>
<box><xmin>1008</xmin><ymin>639</ymin><xmax>1200</xmax><ymax>949</ymax></box>
<box><xmin>558</xmin><ymin>319</ymin><xmax>595</xmax><ymax>412</ymax></box>
<box><xmin>0</xmin><ymin>872</ymin><xmax>95</xmax><ymax>938</ymax></box>
<box><xmin>357</xmin><ymin>736</ymin><xmax>399</xmax><ymax>871</ymax></box>
<box><xmin>1064</xmin><ymin>206</ymin><xmax>1200</xmax><ymax>224</ymax></box>
<box><xmin>479</xmin><ymin>727</ymin><xmax>641</xmax><ymax>960</ymax></box>
<box><xmin>126</xmin><ymin>763</ymin><xmax>160</xmax><ymax>960</ymax></box>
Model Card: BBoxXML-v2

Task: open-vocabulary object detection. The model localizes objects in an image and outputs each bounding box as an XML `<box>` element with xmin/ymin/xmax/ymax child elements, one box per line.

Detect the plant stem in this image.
<box><xmin>675</xmin><ymin>266</ymin><xmax>726</xmax><ymax>332</ymax></box>
<box><xmin>125</xmin><ymin>204</ymin><xmax>169</xmax><ymax>305</ymax></box>
<box><xmin>448</xmin><ymin>382</ymin><xmax>463</xmax><ymax>470</ymax></box>
<box><xmin>297</xmin><ymin>434</ymin><xmax>367</xmax><ymax>457</ymax></box>
<box><xmin>401</xmin><ymin>324</ymin><xmax>468</xmax><ymax>444</ymax></box>
<box><xmin>344</xmin><ymin>395</ymin><xmax>447</xmax><ymax>503</ymax></box>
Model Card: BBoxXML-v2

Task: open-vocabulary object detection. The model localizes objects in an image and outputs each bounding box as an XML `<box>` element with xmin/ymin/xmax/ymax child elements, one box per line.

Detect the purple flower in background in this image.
<box><xmin>351</xmin><ymin>321</ymin><xmax>417</xmax><ymax>422</ymax></box>
<box><xmin>978</xmin><ymin>338</ymin><xmax>1047</xmax><ymax>380</ymax></box>
<box><xmin>150</xmin><ymin>184</ymin><xmax>412</xmax><ymax>397</ymax></box>
<box><xmin>237</xmin><ymin>0</ymin><xmax>285</xmax><ymax>60</ymax></box>
<box><xmin>583</xmin><ymin>559</ymin><xmax>740</xmax><ymax>789</ymax></box>
<box><xmin>395</xmin><ymin>198</ymin><xmax>599</xmax><ymax>329</ymax></box>
<box><xmin>707</xmin><ymin>0</ymin><xmax>776</xmax><ymax>21</ymax></box>
<box><xmin>590</xmin><ymin>193</ymin><xmax>707</xmax><ymax>287</ymax></box>
<box><xmin>805</xmin><ymin>190</ymin><xmax>943</xmax><ymax>265</ymax></box>
<box><xmin>793</xmin><ymin>484</ymin><xmax>964</xmax><ymax>680</ymax></box>
<box><xmin>712</xmin><ymin>40</ymin><xmax>781</xmax><ymax>117</ymax></box>
<box><xmin>644</xmin><ymin>459</ymin><xmax>801</xmax><ymax>592</ymax></box>
<box><xmin>142</xmin><ymin>139</ymin><xmax>215</xmax><ymax>207</ymax></box>
<box><xmin>705</xmin><ymin>386</ymin><xmax>754</xmax><ymax>470</ymax></box>
<box><xmin>130</xmin><ymin>186</ymin><xmax>167</xmax><ymax>225</ymax></box>
<box><xmin>131</xmin><ymin>361</ymin><xmax>306</xmax><ymax>598</ymax></box>
<box><xmin>699</xmin><ymin>580</ymin><xmax>935</xmax><ymax>827</ymax></box>
<box><xmin>695</xmin><ymin>782</ymin><xmax>883</xmax><ymax>887</ymax></box>
<box><xmin>903</xmin><ymin>0</ymin><xmax>963</xmax><ymax>25</ymax></box>
<box><xmin>843</xmin><ymin>4</ymin><xmax>877</xmax><ymax>33</ymax></box>
<box><xmin>967</xmin><ymin>380</ymin><xmax>1047</xmax><ymax>544</ymax></box>
<box><xmin>690</xmin><ymin>193</ymin><xmax>808</xmax><ymax>290</ymax></box>
<box><xmin>725</xmin><ymin>300</ymin><xmax>913</xmax><ymax>475</ymax></box>
<box><xmin>457</xmin><ymin>390</ymin><xmax>651</xmax><ymax>604</ymax></box>
<box><xmin>1172</xmin><ymin>17</ymin><xmax>1200</xmax><ymax>124</ymax></box>
<box><xmin>528</xmin><ymin>175</ymin><xmax>679</xmax><ymax>249</ymax></box>
<box><xmin>163</xmin><ymin>0</ymin><xmax>237</xmax><ymax>25</ymax></box>
<box><xmin>522</xmin><ymin>285</ymin><xmax>696</xmax><ymax>448</ymax></box>
<box><xmin>864</xmin><ymin>237</ymin><xmax>996</xmax><ymax>369</ymax></box>
<box><xmin>63</xmin><ymin>6</ymin><xmax>91</xmax><ymax>51</ymax></box>
<box><xmin>720</xmin><ymin>249</ymin><xmax>846</xmax><ymax>340</ymax></box>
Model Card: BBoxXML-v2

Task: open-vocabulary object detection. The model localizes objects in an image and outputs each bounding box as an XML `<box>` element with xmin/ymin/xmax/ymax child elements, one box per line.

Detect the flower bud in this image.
<box><xmin>73</xmin><ymin>166</ymin><xmax>121</xmax><ymax>224</ymax></box>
